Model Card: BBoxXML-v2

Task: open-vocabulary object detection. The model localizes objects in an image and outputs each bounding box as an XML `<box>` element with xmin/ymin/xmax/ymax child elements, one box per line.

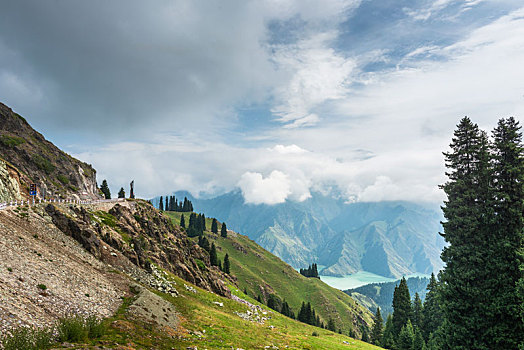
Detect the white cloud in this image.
<box><xmin>403</xmin><ymin>0</ymin><xmax>485</xmax><ymax>21</ymax></box>
<box><xmin>271</xmin><ymin>31</ymin><xmax>356</xmax><ymax>128</ymax></box>
<box><xmin>238</xmin><ymin>170</ymin><xmax>291</xmax><ymax>205</ymax></box>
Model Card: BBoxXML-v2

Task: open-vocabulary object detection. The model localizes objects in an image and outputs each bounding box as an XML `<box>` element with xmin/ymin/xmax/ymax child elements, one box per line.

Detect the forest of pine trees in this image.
<box><xmin>438</xmin><ymin>116</ymin><xmax>524</xmax><ymax>349</ymax></box>
<box><xmin>186</xmin><ymin>212</ymin><xmax>207</xmax><ymax>237</ymax></box>
<box><xmin>299</xmin><ymin>263</ymin><xmax>319</xmax><ymax>278</ymax></box>
<box><xmin>158</xmin><ymin>195</ymin><xmax>193</xmax><ymax>212</ymax></box>
<box><xmin>373</xmin><ymin>117</ymin><xmax>524</xmax><ymax>350</ymax></box>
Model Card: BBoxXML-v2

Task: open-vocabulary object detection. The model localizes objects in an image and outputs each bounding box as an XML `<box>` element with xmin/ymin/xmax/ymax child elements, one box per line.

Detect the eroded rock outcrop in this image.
<box><xmin>0</xmin><ymin>102</ymin><xmax>99</xmax><ymax>200</ymax></box>
<box><xmin>0</xmin><ymin>158</ymin><xmax>22</xmax><ymax>202</ymax></box>
<box><xmin>47</xmin><ymin>201</ymin><xmax>232</xmax><ymax>297</ymax></box>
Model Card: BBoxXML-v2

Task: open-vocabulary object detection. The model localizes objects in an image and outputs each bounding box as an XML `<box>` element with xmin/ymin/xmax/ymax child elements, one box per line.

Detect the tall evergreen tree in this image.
<box><xmin>397</xmin><ymin>320</ymin><xmax>414</xmax><ymax>350</ymax></box>
<box><xmin>159</xmin><ymin>196</ymin><xmax>164</xmax><ymax>211</ymax></box>
<box><xmin>392</xmin><ymin>277</ymin><xmax>412</xmax><ymax>336</ymax></box>
<box><xmin>210</xmin><ymin>243</ymin><xmax>218</xmax><ymax>266</ymax></box>
<box><xmin>201</xmin><ymin>213</ymin><xmax>206</xmax><ymax>231</ymax></box>
<box><xmin>487</xmin><ymin>117</ymin><xmax>524</xmax><ymax>348</ymax></box>
<box><xmin>370</xmin><ymin>307</ymin><xmax>384</xmax><ymax>346</ymax></box>
<box><xmin>118</xmin><ymin>187</ymin><xmax>125</xmax><ymax>198</ymax></box>
<box><xmin>223</xmin><ymin>253</ymin><xmax>230</xmax><ymax>274</ymax></box>
<box><xmin>100</xmin><ymin>180</ymin><xmax>111</xmax><ymax>199</ymax></box>
<box><xmin>382</xmin><ymin>314</ymin><xmax>396</xmax><ymax>349</ymax></box>
<box><xmin>180</xmin><ymin>214</ymin><xmax>185</xmax><ymax>228</ymax></box>
<box><xmin>211</xmin><ymin>218</ymin><xmax>218</xmax><ymax>234</ymax></box>
<box><xmin>412</xmin><ymin>327</ymin><xmax>426</xmax><ymax>350</ymax></box>
<box><xmin>280</xmin><ymin>300</ymin><xmax>293</xmax><ymax>318</ymax></box>
<box><xmin>439</xmin><ymin>118</ymin><xmax>495</xmax><ymax>348</ymax></box>
<box><xmin>327</xmin><ymin>318</ymin><xmax>336</xmax><ymax>332</ymax></box>
<box><xmin>221</xmin><ymin>222</ymin><xmax>227</xmax><ymax>238</ymax></box>
<box><xmin>165</xmin><ymin>196</ymin><xmax>169</xmax><ymax>211</ymax></box>
<box><xmin>422</xmin><ymin>273</ymin><xmax>442</xmax><ymax>341</ymax></box>
<box><xmin>412</xmin><ymin>292</ymin><xmax>424</xmax><ymax>331</ymax></box>
<box><xmin>298</xmin><ymin>302</ymin><xmax>306</xmax><ymax>322</ymax></box>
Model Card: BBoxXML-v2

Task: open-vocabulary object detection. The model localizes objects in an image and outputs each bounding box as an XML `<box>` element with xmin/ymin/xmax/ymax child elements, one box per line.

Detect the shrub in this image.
<box><xmin>32</xmin><ymin>154</ymin><xmax>55</xmax><ymax>174</ymax></box>
<box><xmin>56</xmin><ymin>174</ymin><xmax>69</xmax><ymax>184</ymax></box>
<box><xmin>195</xmin><ymin>259</ymin><xmax>207</xmax><ymax>271</ymax></box>
<box><xmin>55</xmin><ymin>315</ymin><xmax>106</xmax><ymax>342</ymax></box>
<box><xmin>0</xmin><ymin>134</ymin><xmax>25</xmax><ymax>148</ymax></box>
<box><xmin>312</xmin><ymin>331</ymin><xmax>319</xmax><ymax>337</ymax></box>
<box><xmin>37</xmin><ymin>284</ymin><xmax>47</xmax><ymax>290</ymax></box>
<box><xmin>0</xmin><ymin>326</ymin><xmax>53</xmax><ymax>350</ymax></box>
<box><xmin>56</xmin><ymin>316</ymin><xmax>88</xmax><ymax>342</ymax></box>
<box><xmin>85</xmin><ymin>315</ymin><xmax>106</xmax><ymax>339</ymax></box>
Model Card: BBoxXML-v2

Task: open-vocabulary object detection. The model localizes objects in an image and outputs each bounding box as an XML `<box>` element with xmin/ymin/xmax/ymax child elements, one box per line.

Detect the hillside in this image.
<box><xmin>0</xmin><ymin>200</ymin><xmax>381</xmax><ymax>349</ymax></box>
<box><xmin>165</xmin><ymin>211</ymin><xmax>373</xmax><ymax>336</ymax></box>
<box><xmin>345</xmin><ymin>276</ymin><xmax>430</xmax><ymax>316</ymax></box>
<box><xmin>160</xmin><ymin>191</ymin><xmax>445</xmax><ymax>279</ymax></box>
<box><xmin>0</xmin><ymin>102</ymin><xmax>99</xmax><ymax>202</ymax></box>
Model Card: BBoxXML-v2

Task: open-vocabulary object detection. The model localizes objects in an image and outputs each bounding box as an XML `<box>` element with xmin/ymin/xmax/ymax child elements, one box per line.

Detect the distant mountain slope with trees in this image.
<box><xmin>155</xmin><ymin>192</ymin><xmax>445</xmax><ymax>279</ymax></box>
<box><xmin>345</xmin><ymin>276</ymin><xmax>430</xmax><ymax>317</ymax></box>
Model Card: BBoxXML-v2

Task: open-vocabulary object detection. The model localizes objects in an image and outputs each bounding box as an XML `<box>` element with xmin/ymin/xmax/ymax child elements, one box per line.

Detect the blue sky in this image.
<box><xmin>1</xmin><ymin>0</ymin><xmax>523</xmax><ymax>203</ymax></box>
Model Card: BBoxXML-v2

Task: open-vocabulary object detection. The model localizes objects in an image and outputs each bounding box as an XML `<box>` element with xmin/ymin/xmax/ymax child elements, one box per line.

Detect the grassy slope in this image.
<box><xmin>98</xmin><ymin>270</ymin><xmax>381</xmax><ymax>349</ymax></box>
<box><xmin>165</xmin><ymin>212</ymin><xmax>374</xmax><ymax>336</ymax></box>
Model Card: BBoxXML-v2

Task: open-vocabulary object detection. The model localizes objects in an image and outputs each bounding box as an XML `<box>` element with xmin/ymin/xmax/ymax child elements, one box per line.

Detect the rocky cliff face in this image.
<box><xmin>45</xmin><ymin>200</ymin><xmax>232</xmax><ymax>297</ymax></box>
<box><xmin>0</xmin><ymin>102</ymin><xmax>99</xmax><ymax>200</ymax></box>
<box><xmin>0</xmin><ymin>158</ymin><xmax>23</xmax><ymax>202</ymax></box>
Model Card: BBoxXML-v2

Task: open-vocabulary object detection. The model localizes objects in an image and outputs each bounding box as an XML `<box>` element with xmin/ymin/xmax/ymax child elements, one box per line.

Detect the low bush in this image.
<box><xmin>0</xmin><ymin>326</ymin><xmax>53</xmax><ymax>350</ymax></box>
<box><xmin>56</xmin><ymin>316</ymin><xmax>88</xmax><ymax>342</ymax></box>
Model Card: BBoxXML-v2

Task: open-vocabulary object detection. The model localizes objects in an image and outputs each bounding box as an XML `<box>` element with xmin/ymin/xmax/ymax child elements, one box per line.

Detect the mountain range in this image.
<box><xmin>162</xmin><ymin>190</ymin><xmax>445</xmax><ymax>279</ymax></box>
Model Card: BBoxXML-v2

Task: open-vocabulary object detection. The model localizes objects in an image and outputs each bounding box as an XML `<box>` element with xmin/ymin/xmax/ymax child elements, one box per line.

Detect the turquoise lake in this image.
<box><xmin>319</xmin><ymin>271</ymin><xmax>430</xmax><ymax>290</ymax></box>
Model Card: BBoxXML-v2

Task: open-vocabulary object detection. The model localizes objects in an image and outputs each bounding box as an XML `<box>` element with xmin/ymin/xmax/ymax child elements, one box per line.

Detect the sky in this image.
<box><xmin>1</xmin><ymin>0</ymin><xmax>523</xmax><ymax>204</ymax></box>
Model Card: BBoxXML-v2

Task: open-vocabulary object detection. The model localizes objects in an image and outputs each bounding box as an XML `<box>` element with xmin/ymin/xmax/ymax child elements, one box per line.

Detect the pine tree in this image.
<box><xmin>211</xmin><ymin>218</ymin><xmax>218</xmax><ymax>234</ymax></box>
<box><xmin>412</xmin><ymin>292</ymin><xmax>423</xmax><ymax>331</ymax></box>
<box><xmin>129</xmin><ymin>180</ymin><xmax>135</xmax><ymax>199</ymax></box>
<box><xmin>487</xmin><ymin>117</ymin><xmax>524</xmax><ymax>348</ymax></box>
<box><xmin>312</xmin><ymin>263</ymin><xmax>319</xmax><ymax>278</ymax></box>
<box><xmin>392</xmin><ymin>277</ymin><xmax>412</xmax><ymax>336</ymax></box>
<box><xmin>412</xmin><ymin>327</ymin><xmax>426</xmax><ymax>350</ymax></box>
<box><xmin>370</xmin><ymin>307</ymin><xmax>383</xmax><ymax>346</ymax></box>
<box><xmin>267</xmin><ymin>295</ymin><xmax>275</xmax><ymax>310</ymax></box>
<box><xmin>100</xmin><ymin>180</ymin><xmax>111</xmax><ymax>199</ymax></box>
<box><xmin>397</xmin><ymin>320</ymin><xmax>414</xmax><ymax>350</ymax></box>
<box><xmin>200</xmin><ymin>236</ymin><xmax>210</xmax><ymax>252</ymax></box>
<box><xmin>327</xmin><ymin>317</ymin><xmax>336</xmax><ymax>332</ymax></box>
<box><xmin>201</xmin><ymin>213</ymin><xmax>206</xmax><ymax>231</ymax></box>
<box><xmin>210</xmin><ymin>243</ymin><xmax>218</xmax><ymax>266</ymax></box>
<box><xmin>118</xmin><ymin>187</ymin><xmax>125</xmax><ymax>198</ymax></box>
<box><xmin>223</xmin><ymin>253</ymin><xmax>230</xmax><ymax>274</ymax></box>
<box><xmin>439</xmin><ymin>118</ymin><xmax>494</xmax><ymax>348</ymax></box>
<box><xmin>165</xmin><ymin>196</ymin><xmax>169</xmax><ymax>211</ymax></box>
<box><xmin>422</xmin><ymin>273</ymin><xmax>442</xmax><ymax>341</ymax></box>
<box><xmin>382</xmin><ymin>314</ymin><xmax>396</xmax><ymax>349</ymax></box>
<box><xmin>221</xmin><ymin>222</ymin><xmax>227</xmax><ymax>238</ymax></box>
<box><xmin>298</xmin><ymin>302</ymin><xmax>306</xmax><ymax>322</ymax></box>
<box><xmin>361</xmin><ymin>327</ymin><xmax>369</xmax><ymax>343</ymax></box>
<box><xmin>180</xmin><ymin>214</ymin><xmax>185</xmax><ymax>228</ymax></box>
<box><xmin>159</xmin><ymin>196</ymin><xmax>164</xmax><ymax>211</ymax></box>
